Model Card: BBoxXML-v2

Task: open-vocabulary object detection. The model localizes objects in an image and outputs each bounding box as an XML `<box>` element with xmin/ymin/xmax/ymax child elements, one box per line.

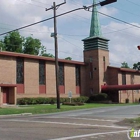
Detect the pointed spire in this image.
<box><xmin>89</xmin><ymin>0</ymin><xmax>102</xmax><ymax>37</ymax></box>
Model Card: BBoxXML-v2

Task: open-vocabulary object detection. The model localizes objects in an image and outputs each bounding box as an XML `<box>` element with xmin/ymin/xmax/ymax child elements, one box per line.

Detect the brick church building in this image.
<box><xmin>0</xmin><ymin>0</ymin><xmax>140</xmax><ymax>105</ymax></box>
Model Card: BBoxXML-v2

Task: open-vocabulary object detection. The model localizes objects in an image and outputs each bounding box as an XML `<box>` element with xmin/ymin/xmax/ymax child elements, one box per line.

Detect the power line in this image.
<box><xmin>96</xmin><ymin>11</ymin><xmax>140</xmax><ymax>29</ymax></box>
<box><xmin>113</xmin><ymin>6</ymin><xmax>140</xmax><ymax>17</ymax></box>
<box><xmin>59</xmin><ymin>36</ymin><xmax>83</xmax><ymax>49</ymax></box>
<box><xmin>31</xmin><ymin>0</ymin><xmax>50</xmax><ymax>6</ymax></box>
<box><xmin>17</xmin><ymin>0</ymin><xmax>46</xmax><ymax>8</ymax></box>
<box><xmin>126</xmin><ymin>0</ymin><xmax>140</xmax><ymax>7</ymax></box>
<box><xmin>0</xmin><ymin>6</ymin><xmax>92</xmax><ymax>36</ymax></box>
<box><xmin>2</xmin><ymin>1</ymin><xmax>140</xmax><ymax>37</ymax></box>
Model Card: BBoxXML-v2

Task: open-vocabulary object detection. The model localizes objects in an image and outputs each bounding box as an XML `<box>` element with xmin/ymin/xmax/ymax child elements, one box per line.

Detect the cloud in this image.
<box><xmin>99</xmin><ymin>7</ymin><xmax>118</xmax><ymax>18</ymax></box>
<box><xmin>102</xmin><ymin>21</ymin><xmax>140</xmax><ymax>67</ymax></box>
<box><xmin>0</xmin><ymin>0</ymin><xmax>88</xmax><ymax>61</ymax></box>
<box><xmin>1</xmin><ymin>0</ymin><xmax>140</xmax><ymax>68</ymax></box>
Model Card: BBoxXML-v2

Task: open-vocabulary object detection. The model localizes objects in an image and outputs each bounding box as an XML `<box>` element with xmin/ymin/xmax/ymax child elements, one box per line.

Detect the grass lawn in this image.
<box><xmin>0</xmin><ymin>103</ymin><xmax>139</xmax><ymax>115</ymax></box>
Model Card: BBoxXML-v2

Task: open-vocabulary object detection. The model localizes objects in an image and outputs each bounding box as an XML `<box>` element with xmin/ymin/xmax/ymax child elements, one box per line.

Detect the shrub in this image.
<box><xmin>88</xmin><ymin>93</ymin><xmax>108</xmax><ymax>102</ymax></box>
<box><xmin>17</xmin><ymin>98</ymin><xmax>30</xmax><ymax>105</ymax></box>
<box><xmin>49</xmin><ymin>97</ymin><xmax>57</xmax><ymax>104</ymax></box>
<box><xmin>36</xmin><ymin>97</ymin><xmax>45</xmax><ymax>104</ymax></box>
<box><xmin>17</xmin><ymin>96</ymin><xmax>89</xmax><ymax>105</ymax></box>
<box><xmin>63</xmin><ymin>102</ymin><xmax>84</xmax><ymax>106</ymax></box>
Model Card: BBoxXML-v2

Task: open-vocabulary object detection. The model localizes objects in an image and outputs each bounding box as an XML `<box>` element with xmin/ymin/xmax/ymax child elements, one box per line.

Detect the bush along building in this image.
<box><xmin>0</xmin><ymin>0</ymin><xmax>140</xmax><ymax>105</ymax></box>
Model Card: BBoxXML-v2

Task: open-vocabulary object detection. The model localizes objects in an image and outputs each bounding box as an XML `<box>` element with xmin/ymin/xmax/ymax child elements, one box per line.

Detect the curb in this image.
<box><xmin>0</xmin><ymin>113</ymin><xmax>32</xmax><ymax>118</ymax></box>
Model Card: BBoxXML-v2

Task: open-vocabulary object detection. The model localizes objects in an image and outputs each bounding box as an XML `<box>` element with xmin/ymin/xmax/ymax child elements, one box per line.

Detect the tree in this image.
<box><xmin>121</xmin><ymin>61</ymin><xmax>130</xmax><ymax>68</ymax></box>
<box><xmin>65</xmin><ymin>57</ymin><xmax>72</xmax><ymax>60</ymax></box>
<box><xmin>3</xmin><ymin>31</ymin><xmax>24</xmax><ymax>53</ymax></box>
<box><xmin>133</xmin><ymin>62</ymin><xmax>140</xmax><ymax>70</ymax></box>
<box><xmin>23</xmin><ymin>37</ymin><xmax>44</xmax><ymax>55</ymax></box>
<box><xmin>1</xmin><ymin>31</ymin><xmax>46</xmax><ymax>55</ymax></box>
<box><xmin>42</xmin><ymin>53</ymin><xmax>54</xmax><ymax>58</ymax></box>
<box><xmin>0</xmin><ymin>40</ymin><xmax>5</xmax><ymax>51</ymax></box>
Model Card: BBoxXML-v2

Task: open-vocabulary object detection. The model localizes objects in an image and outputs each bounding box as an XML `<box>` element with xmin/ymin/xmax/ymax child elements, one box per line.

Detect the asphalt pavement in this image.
<box><xmin>0</xmin><ymin>105</ymin><xmax>140</xmax><ymax>140</ymax></box>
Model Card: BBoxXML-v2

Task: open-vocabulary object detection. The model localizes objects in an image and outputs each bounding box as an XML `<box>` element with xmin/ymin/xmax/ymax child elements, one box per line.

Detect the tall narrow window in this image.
<box><xmin>39</xmin><ymin>60</ymin><xmax>45</xmax><ymax>85</ymax></box>
<box><xmin>122</xmin><ymin>73</ymin><xmax>126</xmax><ymax>85</ymax></box>
<box><xmin>89</xmin><ymin>63</ymin><xmax>93</xmax><ymax>79</ymax></box>
<box><xmin>59</xmin><ymin>63</ymin><xmax>64</xmax><ymax>85</ymax></box>
<box><xmin>16</xmin><ymin>58</ymin><xmax>24</xmax><ymax>84</ymax></box>
<box><xmin>75</xmin><ymin>65</ymin><xmax>80</xmax><ymax>86</ymax></box>
<box><xmin>103</xmin><ymin>56</ymin><xmax>105</xmax><ymax>72</ymax></box>
<box><xmin>131</xmin><ymin>74</ymin><xmax>134</xmax><ymax>84</ymax></box>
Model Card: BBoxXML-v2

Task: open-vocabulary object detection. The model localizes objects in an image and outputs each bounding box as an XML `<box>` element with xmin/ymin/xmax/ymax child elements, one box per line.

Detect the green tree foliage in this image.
<box><xmin>42</xmin><ymin>53</ymin><xmax>55</xmax><ymax>58</ymax></box>
<box><xmin>133</xmin><ymin>62</ymin><xmax>140</xmax><ymax>70</ymax></box>
<box><xmin>121</xmin><ymin>61</ymin><xmax>130</xmax><ymax>68</ymax></box>
<box><xmin>3</xmin><ymin>31</ymin><xmax>24</xmax><ymax>53</ymax></box>
<box><xmin>1</xmin><ymin>31</ymin><xmax>45</xmax><ymax>55</ymax></box>
<box><xmin>65</xmin><ymin>57</ymin><xmax>72</xmax><ymax>60</ymax></box>
<box><xmin>0</xmin><ymin>41</ymin><xmax>5</xmax><ymax>51</ymax></box>
<box><xmin>23</xmin><ymin>37</ymin><xmax>44</xmax><ymax>55</ymax></box>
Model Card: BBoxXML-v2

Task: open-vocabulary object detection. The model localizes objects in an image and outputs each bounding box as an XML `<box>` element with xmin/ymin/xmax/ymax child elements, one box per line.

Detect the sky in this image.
<box><xmin>0</xmin><ymin>0</ymin><xmax>140</xmax><ymax>68</ymax></box>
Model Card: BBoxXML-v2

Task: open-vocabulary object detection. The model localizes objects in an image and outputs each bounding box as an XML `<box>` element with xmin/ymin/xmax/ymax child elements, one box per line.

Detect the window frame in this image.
<box><xmin>16</xmin><ymin>57</ymin><xmax>24</xmax><ymax>84</ymax></box>
<box><xmin>39</xmin><ymin>60</ymin><xmax>46</xmax><ymax>85</ymax></box>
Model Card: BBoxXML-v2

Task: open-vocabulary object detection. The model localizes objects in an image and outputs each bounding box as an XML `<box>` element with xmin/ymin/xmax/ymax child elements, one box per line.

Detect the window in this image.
<box><xmin>59</xmin><ymin>63</ymin><xmax>64</xmax><ymax>85</ymax></box>
<box><xmin>122</xmin><ymin>73</ymin><xmax>126</xmax><ymax>85</ymax></box>
<box><xmin>75</xmin><ymin>65</ymin><xmax>80</xmax><ymax>86</ymax></box>
<box><xmin>90</xmin><ymin>88</ymin><xmax>93</xmax><ymax>95</ymax></box>
<box><xmin>16</xmin><ymin>58</ymin><xmax>24</xmax><ymax>84</ymax></box>
<box><xmin>103</xmin><ymin>56</ymin><xmax>105</xmax><ymax>62</ymax></box>
<box><xmin>131</xmin><ymin>74</ymin><xmax>134</xmax><ymax>84</ymax></box>
<box><xmin>39</xmin><ymin>60</ymin><xmax>45</xmax><ymax>85</ymax></box>
<box><xmin>89</xmin><ymin>63</ymin><xmax>93</xmax><ymax>79</ymax></box>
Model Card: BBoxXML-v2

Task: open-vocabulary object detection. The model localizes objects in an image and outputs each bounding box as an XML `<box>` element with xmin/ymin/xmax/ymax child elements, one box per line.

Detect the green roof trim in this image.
<box><xmin>82</xmin><ymin>37</ymin><xmax>109</xmax><ymax>51</ymax></box>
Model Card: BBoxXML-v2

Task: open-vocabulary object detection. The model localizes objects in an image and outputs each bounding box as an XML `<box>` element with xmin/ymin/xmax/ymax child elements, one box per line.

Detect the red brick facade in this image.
<box><xmin>0</xmin><ymin>50</ymin><xmax>140</xmax><ymax>105</ymax></box>
<box><xmin>0</xmin><ymin>51</ymin><xmax>85</xmax><ymax>105</ymax></box>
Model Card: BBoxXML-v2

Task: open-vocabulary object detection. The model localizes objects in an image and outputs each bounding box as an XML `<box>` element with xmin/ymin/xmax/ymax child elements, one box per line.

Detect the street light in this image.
<box><xmin>100</xmin><ymin>0</ymin><xmax>117</xmax><ymax>6</ymax></box>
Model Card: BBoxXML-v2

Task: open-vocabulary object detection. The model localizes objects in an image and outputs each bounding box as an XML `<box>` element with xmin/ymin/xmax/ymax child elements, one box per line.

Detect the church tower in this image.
<box><xmin>82</xmin><ymin>0</ymin><xmax>109</xmax><ymax>95</ymax></box>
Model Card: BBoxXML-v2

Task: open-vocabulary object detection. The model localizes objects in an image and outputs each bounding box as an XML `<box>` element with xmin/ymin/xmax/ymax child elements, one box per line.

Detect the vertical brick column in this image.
<box><xmin>0</xmin><ymin>87</ymin><xmax>2</xmax><ymax>107</ymax></box>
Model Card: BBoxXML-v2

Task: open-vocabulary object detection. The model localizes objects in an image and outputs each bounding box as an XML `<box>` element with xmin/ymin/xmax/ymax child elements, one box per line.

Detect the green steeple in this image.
<box><xmin>90</xmin><ymin>0</ymin><xmax>102</xmax><ymax>37</ymax></box>
<box><xmin>82</xmin><ymin>0</ymin><xmax>109</xmax><ymax>51</ymax></box>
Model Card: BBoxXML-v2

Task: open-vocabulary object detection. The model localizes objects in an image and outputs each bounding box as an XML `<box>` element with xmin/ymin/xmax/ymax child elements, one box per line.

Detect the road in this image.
<box><xmin>0</xmin><ymin>105</ymin><xmax>140</xmax><ymax>140</ymax></box>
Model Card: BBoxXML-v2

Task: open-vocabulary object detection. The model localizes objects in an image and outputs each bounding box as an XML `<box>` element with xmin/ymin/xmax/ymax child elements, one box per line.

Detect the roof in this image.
<box><xmin>0</xmin><ymin>51</ymin><xmax>85</xmax><ymax>65</ymax></box>
<box><xmin>108</xmin><ymin>66</ymin><xmax>140</xmax><ymax>73</ymax></box>
<box><xmin>0</xmin><ymin>84</ymin><xmax>17</xmax><ymax>87</ymax></box>
<box><xmin>101</xmin><ymin>84</ymin><xmax>140</xmax><ymax>92</ymax></box>
<box><xmin>89</xmin><ymin>0</ymin><xmax>102</xmax><ymax>37</ymax></box>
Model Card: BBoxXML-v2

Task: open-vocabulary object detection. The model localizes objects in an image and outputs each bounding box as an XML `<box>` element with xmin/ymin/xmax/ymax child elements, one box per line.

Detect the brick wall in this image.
<box><xmin>64</xmin><ymin>64</ymin><xmax>77</xmax><ymax>98</ymax></box>
<box><xmin>24</xmin><ymin>58</ymin><xmax>39</xmax><ymax>94</ymax></box>
<box><xmin>98</xmin><ymin>49</ymin><xmax>109</xmax><ymax>90</ymax></box>
<box><xmin>118</xmin><ymin>71</ymin><xmax>140</xmax><ymax>103</ymax></box>
<box><xmin>107</xmin><ymin>68</ymin><xmax>118</xmax><ymax>85</ymax></box>
<box><xmin>80</xmin><ymin>65</ymin><xmax>86</xmax><ymax>96</ymax></box>
<box><xmin>0</xmin><ymin>56</ymin><xmax>16</xmax><ymax>84</ymax></box>
<box><xmin>84</xmin><ymin>49</ymin><xmax>109</xmax><ymax>95</ymax></box>
<box><xmin>46</xmin><ymin>61</ymin><xmax>56</xmax><ymax>96</ymax></box>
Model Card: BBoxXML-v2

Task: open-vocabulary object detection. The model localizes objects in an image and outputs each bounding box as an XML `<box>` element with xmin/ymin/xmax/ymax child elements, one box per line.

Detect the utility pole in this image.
<box><xmin>46</xmin><ymin>1</ymin><xmax>66</xmax><ymax>109</ymax></box>
<box><xmin>53</xmin><ymin>2</ymin><xmax>60</xmax><ymax>109</ymax></box>
<box><xmin>45</xmin><ymin>0</ymin><xmax>117</xmax><ymax>109</ymax></box>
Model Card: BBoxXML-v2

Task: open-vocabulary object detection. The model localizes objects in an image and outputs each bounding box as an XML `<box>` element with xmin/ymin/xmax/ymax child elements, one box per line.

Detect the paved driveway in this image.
<box><xmin>0</xmin><ymin>105</ymin><xmax>140</xmax><ymax>140</ymax></box>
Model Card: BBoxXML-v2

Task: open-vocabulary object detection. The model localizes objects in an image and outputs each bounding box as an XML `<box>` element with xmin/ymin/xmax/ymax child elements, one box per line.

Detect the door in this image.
<box><xmin>3</xmin><ymin>88</ymin><xmax>9</xmax><ymax>104</ymax></box>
